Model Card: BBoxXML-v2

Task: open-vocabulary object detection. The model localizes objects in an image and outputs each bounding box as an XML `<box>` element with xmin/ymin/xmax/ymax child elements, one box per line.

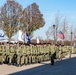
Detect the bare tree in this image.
<box><xmin>46</xmin><ymin>12</ymin><xmax>63</xmax><ymax>43</ymax></box>
<box><xmin>62</xmin><ymin>16</ymin><xmax>69</xmax><ymax>40</ymax></box>
<box><xmin>54</xmin><ymin>12</ymin><xmax>63</xmax><ymax>43</ymax></box>
<box><xmin>46</xmin><ymin>12</ymin><xmax>70</xmax><ymax>45</ymax></box>
<box><xmin>45</xmin><ymin>29</ymin><xmax>50</xmax><ymax>40</ymax></box>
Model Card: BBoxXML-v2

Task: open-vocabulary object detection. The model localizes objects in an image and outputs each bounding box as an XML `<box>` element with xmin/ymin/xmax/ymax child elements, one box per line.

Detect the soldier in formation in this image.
<box><xmin>0</xmin><ymin>42</ymin><xmax>74</xmax><ymax>66</ymax></box>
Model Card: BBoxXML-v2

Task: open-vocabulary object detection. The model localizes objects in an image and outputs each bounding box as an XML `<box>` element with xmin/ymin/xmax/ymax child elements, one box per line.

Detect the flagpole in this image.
<box><xmin>70</xmin><ymin>25</ymin><xmax>72</xmax><ymax>45</ymax></box>
<box><xmin>53</xmin><ymin>25</ymin><xmax>56</xmax><ymax>45</ymax></box>
<box><xmin>63</xmin><ymin>34</ymin><xmax>65</xmax><ymax>45</ymax></box>
<box><xmin>62</xmin><ymin>39</ymin><xmax>64</xmax><ymax>45</ymax></box>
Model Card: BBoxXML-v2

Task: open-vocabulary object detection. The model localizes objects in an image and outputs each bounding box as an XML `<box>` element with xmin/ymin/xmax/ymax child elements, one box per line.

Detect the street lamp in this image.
<box><xmin>53</xmin><ymin>24</ymin><xmax>56</xmax><ymax>44</ymax></box>
<box><xmin>71</xmin><ymin>31</ymin><xmax>73</xmax><ymax>46</ymax></box>
<box><xmin>69</xmin><ymin>31</ymin><xmax>73</xmax><ymax>58</ymax></box>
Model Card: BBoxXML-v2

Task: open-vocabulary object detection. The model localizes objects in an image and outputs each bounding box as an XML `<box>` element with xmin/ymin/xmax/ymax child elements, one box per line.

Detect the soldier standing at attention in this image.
<box><xmin>0</xmin><ymin>43</ymin><xmax>3</xmax><ymax>64</ymax></box>
<box><xmin>58</xmin><ymin>44</ymin><xmax>62</xmax><ymax>60</ymax></box>
<box><xmin>50</xmin><ymin>44</ymin><xmax>57</xmax><ymax>65</ymax></box>
<box><xmin>68</xmin><ymin>46</ymin><xmax>72</xmax><ymax>58</ymax></box>
<box><xmin>16</xmin><ymin>43</ymin><xmax>21</xmax><ymax>66</ymax></box>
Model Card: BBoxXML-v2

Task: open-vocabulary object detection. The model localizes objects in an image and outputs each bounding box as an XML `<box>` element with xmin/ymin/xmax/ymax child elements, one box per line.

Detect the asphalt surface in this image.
<box><xmin>0</xmin><ymin>54</ymin><xmax>76</xmax><ymax>75</ymax></box>
<box><xmin>10</xmin><ymin>56</ymin><xmax>76</xmax><ymax>75</ymax></box>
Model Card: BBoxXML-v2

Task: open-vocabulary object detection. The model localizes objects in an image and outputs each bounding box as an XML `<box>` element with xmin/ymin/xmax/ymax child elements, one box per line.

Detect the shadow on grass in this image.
<box><xmin>9</xmin><ymin>57</ymin><xmax>76</xmax><ymax>75</ymax></box>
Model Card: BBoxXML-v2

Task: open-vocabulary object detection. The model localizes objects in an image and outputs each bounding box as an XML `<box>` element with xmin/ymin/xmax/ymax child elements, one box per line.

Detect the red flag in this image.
<box><xmin>74</xmin><ymin>36</ymin><xmax>76</xmax><ymax>41</ymax></box>
<box><xmin>57</xmin><ymin>31</ymin><xmax>65</xmax><ymax>39</ymax></box>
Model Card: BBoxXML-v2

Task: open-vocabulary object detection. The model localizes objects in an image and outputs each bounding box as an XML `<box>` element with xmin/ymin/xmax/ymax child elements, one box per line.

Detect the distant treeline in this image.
<box><xmin>31</xmin><ymin>39</ymin><xmax>72</xmax><ymax>46</ymax></box>
<box><xmin>0</xmin><ymin>39</ymin><xmax>73</xmax><ymax>46</ymax></box>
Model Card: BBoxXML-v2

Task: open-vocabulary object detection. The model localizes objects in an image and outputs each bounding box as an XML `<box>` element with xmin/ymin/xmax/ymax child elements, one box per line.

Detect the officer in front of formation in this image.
<box><xmin>50</xmin><ymin>44</ymin><xmax>57</xmax><ymax>65</ymax></box>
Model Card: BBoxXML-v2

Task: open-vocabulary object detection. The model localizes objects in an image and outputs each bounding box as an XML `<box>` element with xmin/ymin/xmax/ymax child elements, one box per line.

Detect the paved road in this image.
<box><xmin>10</xmin><ymin>57</ymin><xmax>76</xmax><ymax>75</ymax></box>
<box><xmin>0</xmin><ymin>54</ymin><xmax>76</xmax><ymax>75</ymax></box>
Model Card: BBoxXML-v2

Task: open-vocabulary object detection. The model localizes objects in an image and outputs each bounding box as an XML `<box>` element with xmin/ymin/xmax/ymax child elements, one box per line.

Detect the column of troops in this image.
<box><xmin>0</xmin><ymin>43</ymin><xmax>51</xmax><ymax>66</ymax></box>
<box><xmin>0</xmin><ymin>43</ymin><xmax>76</xmax><ymax>66</ymax></box>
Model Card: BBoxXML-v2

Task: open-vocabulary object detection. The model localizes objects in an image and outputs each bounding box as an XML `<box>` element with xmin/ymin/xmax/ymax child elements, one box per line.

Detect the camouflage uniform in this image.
<box><xmin>0</xmin><ymin>44</ymin><xmax>3</xmax><ymax>64</ymax></box>
<box><xmin>24</xmin><ymin>45</ymin><xmax>28</xmax><ymax>65</ymax></box>
<box><xmin>3</xmin><ymin>44</ymin><xmax>6</xmax><ymax>64</ymax></box>
<box><xmin>26</xmin><ymin>45</ymin><xmax>31</xmax><ymax>64</ymax></box>
<box><xmin>68</xmin><ymin>46</ymin><xmax>72</xmax><ymax>58</ymax></box>
<box><xmin>16</xmin><ymin>44</ymin><xmax>21</xmax><ymax>66</ymax></box>
<box><xmin>20</xmin><ymin>44</ymin><xmax>25</xmax><ymax>66</ymax></box>
<box><xmin>28</xmin><ymin>45</ymin><xmax>32</xmax><ymax>64</ymax></box>
<box><xmin>31</xmin><ymin>45</ymin><xmax>35</xmax><ymax>64</ymax></box>
<box><xmin>38</xmin><ymin>45</ymin><xmax>42</xmax><ymax>63</ymax></box>
<box><xmin>9</xmin><ymin>44</ymin><xmax>15</xmax><ymax>65</ymax></box>
<box><xmin>58</xmin><ymin>45</ymin><xmax>63</xmax><ymax>60</ymax></box>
